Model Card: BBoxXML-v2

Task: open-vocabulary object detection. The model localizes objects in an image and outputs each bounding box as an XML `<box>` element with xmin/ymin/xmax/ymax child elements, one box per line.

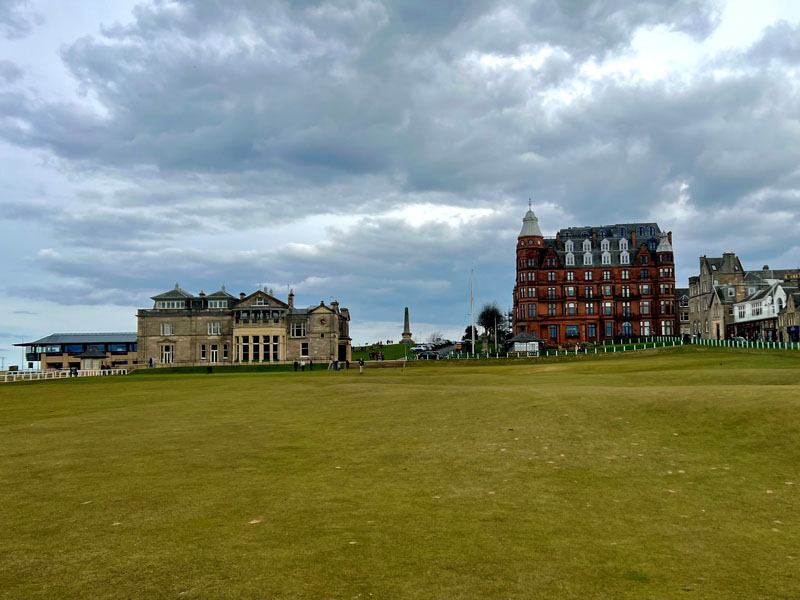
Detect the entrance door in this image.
<box><xmin>338</xmin><ymin>344</ymin><xmax>347</xmax><ymax>361</ymax></box>
<box><xmin>211</xmin><ymin>344</ymin><xmax>218</xmax><ymax>362</ymax></box>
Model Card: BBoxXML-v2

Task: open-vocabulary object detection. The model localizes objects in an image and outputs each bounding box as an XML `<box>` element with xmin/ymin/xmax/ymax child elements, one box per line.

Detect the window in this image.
<box><xmin>160</xmin><ymin>345</ymin><xmax>174</xmax><ymax>364</ymax></box>
<box><xmin>548</xmin><ymin>304</ymin><xmax>557</xmax><ymax>316</ymax></box>
<box><xmin>241</xmin><ymin>336</ymin><xmax>250</xmax><ymax>362</ymax></box>
<box><xmin>160</xmin><ymin>323</ymin><xmax>174</xmax><ymax>335</ymax></box>
<box><xmin>620</xmin><ymin>251</ymin><xmax>630</xmax><ymax>265</ymax></box>
<box><xmin>621</xmin><ymin>270</ymin><xmax>630</xmax><ymax>280</ymax></box>
<box><xmin>648</xmin><ymin>226</ymin><xmax>655</xmax><ymax>236</ymax></box>
<box><xmin>602</xmin><ymin>252</ymin><xmax>611</xmax><ymax>265</ymax></box>
<box><xmin>738</xmin><ymin>305</ymin><xmax>746</xmax><ymax>319</ymax></box>
<box><xmin>621</xmin><ymin>285</ymin><xmax>630</xmax><ymax>298</ymax></box>
<box><xmin>588</xmin><ymin>323</ymin><xmax>597</xmax><ymax>338</ymax></box>
<box><xmin>548</xmin><ymin>272</ymin><xmax>556</xmax><ymax>281</ymax></box>
<box><xmin>208</xmin><ymin>300</ymin><xmax>228</xmax><ymax>309</ymax></box>
<box><xmin>565</xmin><ymin>253</ymin><xmax>574</xmax><ymax>266</ymax></box>
<box><xmin>201</xmin><ymin>344</ymin><xmax>207</xmax><ymax>360</ymax></box>
<box><xmin>637</xmin><ymin>226</ymin><xmax>644</xmax><ymax>236</ymax></box>
<box><xmin>583</xmin><ymin>240</ymin><xmax>592</xmax><ymax>252</ymax></box>
<box><xmin>621</xmin><ymin>302</ymin><xmax>631</xmax><ymax>317</ymax></box>
<box><xmin>566</xmin><ymin>325</ymin><xmax>579</xmax><ymax>338</ymax></box>
<box><xmin>567</xmin><ymin>271</ymin><xmax>575</xmax><ymax>281</ymax></box>
<box><xmin>547</xmin><ymin>287</ymin><xmax>557</xmax><ymax>299</ymax></box>
<box><xmin>527</xmin><ymin>258</ymin><xmax>536</xmax><ymax>267</ymax></box>
<box><xmin>223</xmin><ymin>344</ymin><xmax>229</xmax><ymax>360</ymax></box>
<box><xmin>549</xmin><ymin>325</ymin><xmax>558</xmax><ymax>339</ymax></box>
<box><xmin>585</xmin><ymin>286</ymin><xmax>594</xmax><ymax>298</ymax></box>
<box><xmin>640</xmin><ymin>255</ymin><xmax>649</xmax><ymax>265</ymax></box>
<box><xmin>211</xmin><ymin>344</ymin><xmax>219</xmax><ymax>362</ymax></box>
<box><xmin>583</xmin><ymin>252</ymin><xmax>593</xmax><ymax>266</ymax></box>
<box><xmin>109</xmin><ymin>344</ymin><xmax>127</xmax><ymax>354</ymax></box>
<box><xmin>603</xmin><ymin>285</ymin><xmax>613</xmax><ymax>296</ymax></box>
<box><xmin>565</xmin><ymin>240</ymin><xmax>574</xmax><ymax>252</ymax></box>
<box><xmin>527</xmin><ymin>304</ymin><xmax>536</xmax><ymax>318</ymax></box>
<box><xmin>622</xmin><ymin>322</ymin><xmax>633</xmax><ymax>336</ymax></box>
<box><xmin>301</xmin><ymin>342</ymin><xmax>309</xmax><ymax>357</ymax></box>
<box><xmin>273</xmin><ymin>336</ymin><xmax>280</xmax><ymax>361</ymax></box>
<box><xmin>567</xmin><ymin>302</ymin><xmax>577</xmax><ymax>316</ymax></box>
<box><xmin>661</xmin><ymin>320</ymin><xmax>674</xmax><ymax>335</ymax></box>
<box><xmin>586</xmin><ymin>302</ymin><xmax>595</xmax><ymax>315</ymax></box>
<box><xmin>641</xmin><ymin>321</ymin><xmax>651</xmax><ymax>336</ymax></box>
<box><xmin>207</xmin><ymin>321</ymin><xmax>221</xmax><ymax>335</ymax></box>
<box><xmin>647</xmin><ymin>240</ymin><xmax>658</xmax><ymax>251</ymax></box>
<box><xmin>640</xmin><ymin>269</ymin><xmax>650</xmax><ymax>278</ymax></box>
<box><xmin>641</xmin><ymin>301</ymin><xmax>651</xmax><ymax>315</ymax></box>
<box><xmin>605</xmin><ymin>321</ymin><xmax>614</xmax><ymax>337</ymax></box>
<box><xmin>519</xmin><ymin>288</ymin><xmax>525</xmax><ymax>299</ymax></box>
<box><xmin>752</xmin><ymin>302</ymin><xmax>762</xmax><ymax>316</ymax></box>
<box><xmin>603</xmin><ymin>301</ymin><xmax>614</xmax><ymax>316</ymax></box>
<box><xmin>603</xmin><ymin>270</ymin><xmax>611</xmax><ymax>280</ymax></box>
<box><xmin>619</xmin><ymin>238</ymin><xmax>629</xmax><ymax>251</ymax></box>
<box><xmin>584</xmin><ymin>271</ymin><xmax>593</xmax><ymax>280</ymax></box>
<box><xmin>566</xmin><ymin>286</ymin><xmax>576</xmax><ymax>297</ymax></box>
<box><xmin>619</xmin><ymin>227</ymin><xmax>627</xmax><ymax>237</ymax></box>
<box><xmin>528</xmin><ymin>287</ymin><xmax>535</xmax><ymax>298</ymax></box>
<box><xmin>641</xmin><ymin>284</ymin><xmax>650</xmax><ymax>295</ymax></box>
<box><xmin>601</xmin><ymin>239</ymin><xmax>610</xmax><ymax>251</ymax></box>
<box><xmin>291</xmin><ymin>322</ymin><xmax>307</xmax><ymax>337</ymax></box>
<box><xmin>156</xmin><ymin>300</ymin><xmax>185</xmax><ymax>309</ymax></box>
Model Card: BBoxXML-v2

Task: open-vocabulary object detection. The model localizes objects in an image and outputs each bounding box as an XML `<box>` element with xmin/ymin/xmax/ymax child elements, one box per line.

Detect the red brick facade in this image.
<box><xmin>512</xmin><ymin>210</ymin><xmax>677</xmax><ymax>344</ymax></box>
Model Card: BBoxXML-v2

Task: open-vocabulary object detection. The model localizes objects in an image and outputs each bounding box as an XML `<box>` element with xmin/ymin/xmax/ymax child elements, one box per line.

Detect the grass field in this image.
<box><xmin>1</xmin><ymin>346</ymin><xmax>799</xmax><ymax>599</ymax></box>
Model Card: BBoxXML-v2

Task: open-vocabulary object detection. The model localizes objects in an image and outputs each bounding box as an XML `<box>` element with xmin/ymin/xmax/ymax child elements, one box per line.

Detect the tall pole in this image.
<box><xmin>494</xmin><ymin>314</ymin><xmax>497</xmax><ymax>350</ymax></box>
<box><xmin>471</xmin><ymin>269</ymin><xmax>475</xmax><ymax>353</ymax></box>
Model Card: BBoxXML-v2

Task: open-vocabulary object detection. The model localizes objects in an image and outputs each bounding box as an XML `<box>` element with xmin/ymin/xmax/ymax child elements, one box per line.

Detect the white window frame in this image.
<box><xmin>291</xmin><ymin>322</ymin><xmax>307</xmax><ymax>338</ymax></box>
<box><xmin>160</xmin><ymin>323</ymin><xmax>174</xmax><ymax>336</ymax></box>
<box><xmin>207</xmin><ymin>321</ymin><xmax>221</xmax><ymax>335</ymax></box>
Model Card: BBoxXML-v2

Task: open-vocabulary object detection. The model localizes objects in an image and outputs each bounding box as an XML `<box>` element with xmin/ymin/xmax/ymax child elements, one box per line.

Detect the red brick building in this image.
<box><xmin>513</xmin><ymin>207</ymin><xmax>677</xmax><ymax>344</ymax></box>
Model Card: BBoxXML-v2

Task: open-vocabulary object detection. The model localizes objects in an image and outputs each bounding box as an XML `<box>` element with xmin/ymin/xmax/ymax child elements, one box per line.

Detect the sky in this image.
<box><xmin>2</xmin><ymin>0</ymin><xmax>800</xmax><ymax>357</ymax></box>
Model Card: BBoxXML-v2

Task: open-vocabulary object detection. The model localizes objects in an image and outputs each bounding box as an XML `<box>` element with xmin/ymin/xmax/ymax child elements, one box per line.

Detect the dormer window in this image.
<box><xmin>208</xmin><ymin>300</ymin><xmax>228</xmax><ymax>309</ymax></box>
<box><xmin>565</xmin><ymin>240</ymin><xmax>574</xmax><ymax>252</ymax></box>
<box><xmin>582</xmin><ymin>240</ymin><xmax>591</xmax><ymax>252</ymax></box>
<box><xmin>618</xmin><ymin>227</ymin><xmax>627</xmax><ymax>237</ymax></box>
<box><xmin>156</xmin><ymin>301</ymin><xmax>185</xmax><ymax>309</ymax></box>
<box><xmin>583</xmin><ymin>252</ymin><xmax>592</xmax><ymax>266</ymax></box>
<box><xmin>620</xmin><ymin>251</ymin><xmax>630</xmax><ymax>265</ymax></box>
<box><xmin>602</xmin><ymin>251</ymin><xmax>611</xmax><ymax>265</ymax></box>
<box><xmin>637</xmin><ymin>227</ymin><xmax>644</xmax><ymax>236</ymax></box>
<box><xmin>254</xmin><ymin>297</ymin><xmax>267</xmax><ymax>306</ymax></box>
<box><xmin>601</xmin><ymin>239</ymin><xmax>610</xmax><ymax>251</ymax></box>
<box><xmin>619</xmin><ymin>239</ymin><xmax>628</xmax><ymax>251</ymax></box>
<box><xmin>648</xmin><ymin>226</ymin><xmax>655</xmax><ymax>236</ymax></box>
<box><xmin>565</xmin><ymin>253</ymin><xmax>575</xmax><ymax>266</ymax></box>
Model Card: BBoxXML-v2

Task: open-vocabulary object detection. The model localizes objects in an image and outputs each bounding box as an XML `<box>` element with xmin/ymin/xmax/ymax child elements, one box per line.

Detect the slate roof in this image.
<box><xmin>206</xmin><ymin>285</ymin><xmax>234</xmax><ymax>299</ymax></box>
<box><xmin>542</xmin><ymin>222</ymin><xmax>663</xmax><ymax>268</ymax></box>
<box><xmin>14</xmin><ymin>333</ymin><xmax>137</xmax><ymax>346</ymax></box>
<box><xmin>675</xmin><ymin>287</ymin><xmax>689</xmax><ymax>299</ymax></box>
<box><xmin>509</xmin><ymin>332</ymin><xmax>539</xmax><ymax>342</ymax></box>
<box><xmin>744</xmin><ymin>269</ymin><xmax>798</xmax><ymax>283</ymax></box>
<box><xmin>151</xmin><ymin>283</ymin><xmax>194</xmax><ymax>300</ymax></box>
<box><xmin>519</xmin><ymin>209</ymin><xmax>543</xmax><ymax>237</ymax></box>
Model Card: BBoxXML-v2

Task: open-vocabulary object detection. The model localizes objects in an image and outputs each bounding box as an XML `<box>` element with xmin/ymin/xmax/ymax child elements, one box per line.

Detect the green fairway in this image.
<box><xmin>1</xmin><ymin>347</ymin><xmax>799</xmax><ymax>599</ymax></box>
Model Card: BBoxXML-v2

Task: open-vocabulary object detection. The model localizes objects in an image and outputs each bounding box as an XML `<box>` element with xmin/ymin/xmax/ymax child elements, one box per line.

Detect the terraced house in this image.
<box><xmin>512</xmin><ymin>206</ymin><xmax>677</xmax><ymax>344</ymax></box>
<box><xmin>137</xmin><ymin>285</ymin><xmax>351</xmax><ymax>367</ymax></box>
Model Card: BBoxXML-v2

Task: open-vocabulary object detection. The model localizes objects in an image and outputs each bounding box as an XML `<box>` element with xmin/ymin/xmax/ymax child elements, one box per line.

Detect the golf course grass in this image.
<box><xmin>1</xmin><ymin>346</ymin><xmax>799</xmax><ymax>599</ymax></box>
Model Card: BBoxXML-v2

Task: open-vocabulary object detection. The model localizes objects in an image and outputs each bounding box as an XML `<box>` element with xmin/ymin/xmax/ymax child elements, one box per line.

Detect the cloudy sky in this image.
<box><xmin>2</xmin><ymin>0</ymin><xmax>800</xmax><ymax>356</ymax></box>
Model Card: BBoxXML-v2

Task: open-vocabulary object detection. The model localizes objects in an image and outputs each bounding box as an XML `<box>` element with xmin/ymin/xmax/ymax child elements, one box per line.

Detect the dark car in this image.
<box><xmin>417</xmin><ymin>351</ymin><xmax>440</xmax><ymax>360</ymax></box>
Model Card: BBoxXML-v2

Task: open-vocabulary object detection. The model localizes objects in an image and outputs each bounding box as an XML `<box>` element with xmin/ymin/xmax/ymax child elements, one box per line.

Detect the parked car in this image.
<box><xmin>417</xmin><ymin>351</ymin><xmax>440</xmax><ymax>360</ymax></box>
<box><xmin>732</xmin><ymin>336</ymin><xmax>748</xmax><ymax>343</ymax></box>
<box><xmin>410</xmin><ymin>346</ymin><xmax>427</xmax><ymax>352</ymax></box>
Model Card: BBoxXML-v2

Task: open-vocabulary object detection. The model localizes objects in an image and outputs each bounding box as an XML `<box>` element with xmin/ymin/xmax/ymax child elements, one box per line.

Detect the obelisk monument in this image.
<box><xmin>401</xmin><ymin>307</ymin><xmax>413</xmax><ymax>344</ymax></box>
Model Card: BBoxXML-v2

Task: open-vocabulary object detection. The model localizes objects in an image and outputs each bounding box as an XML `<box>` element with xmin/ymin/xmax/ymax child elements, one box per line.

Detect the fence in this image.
<box><xmin>1</xmin><ymin>368</ymin><xmax>129</xmax><ymax>383</ymax></box>
<box><xmin>416</xmin><ymin>335</ymin><xmax>800</xmax><ymax>362</ymax></box>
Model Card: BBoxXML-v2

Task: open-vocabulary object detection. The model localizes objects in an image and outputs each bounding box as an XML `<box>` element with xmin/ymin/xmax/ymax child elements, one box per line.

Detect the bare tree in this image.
<box><xmin>426</xmin><ymin>331</ymin><xmax>443</xmax><ymax>343</ymax></box>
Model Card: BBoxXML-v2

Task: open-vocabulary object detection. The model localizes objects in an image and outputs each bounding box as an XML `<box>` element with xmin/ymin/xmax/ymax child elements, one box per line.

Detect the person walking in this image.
<box><xmin>294</xmin><ymin>361</ymin><xmax>298</xmax><ymax>372</ymax></box>
<box><xmin>301</xmin><ymin>359</ymin><xmax>306</xmax><ymax>372</ymax></box>
<box><xmin>309</xmin><ymin>359</ymin><xmax>313</xmax><ymax>371</ymax></box>
<box><xmin>358</xmin><ymin>357</ymin><xmax>364</xmax><ymax>374</ymax></box>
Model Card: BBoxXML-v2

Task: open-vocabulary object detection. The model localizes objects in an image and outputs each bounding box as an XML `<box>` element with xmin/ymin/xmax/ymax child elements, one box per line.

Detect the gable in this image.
<box><xmin>236</xmin><ymin>290</ymin><xmax>289</xmax><ymax>308</ymax></box>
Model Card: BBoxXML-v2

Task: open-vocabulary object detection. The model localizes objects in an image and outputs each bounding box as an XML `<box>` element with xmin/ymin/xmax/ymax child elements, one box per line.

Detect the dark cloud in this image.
<box><xmin>1</xmin><ymin>0</ymin><xmax>799</xmax><ymax>339</ymax></box>
<box><xmin>0</xmin><ymin>0</ymin><xmax>41</xmax><ymax>39</ymax></box>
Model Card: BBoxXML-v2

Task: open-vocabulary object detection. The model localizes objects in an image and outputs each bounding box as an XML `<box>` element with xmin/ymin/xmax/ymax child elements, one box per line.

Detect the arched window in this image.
<box><xmin>598</xmin><ymin>230</ymin><xmax>607</xmax><ymax>239</ymax></box>
<box><xmin>637</xmin><ymin>226</ymin><xmax>644</xmax><ymax>236</ymax></box>
<box><xmin>648</xmin><ymin>226</ymin><xmax>655</xmax><ymax>236</ymax></box>
<box><xmin>601</xmin><ymin>239</ymin><xmax>610</xmax><ymax>251</ymax></box>
<box><xmin>582</xmin><ymin>239</ymin><xmax>592</xmax><ymax>252</ymax></box>
<box><xmin>620</xmin><ymin>251</ymin><xmax>630</xmax><ymax>265</ymax></box>
<box><xmin>622</xmin><ymin>322</ymin><xmax>632</xmax><ymax>336</ymax></box>
<box><xmin>564</xmin><ymin>231</ymin><xmax>571</xmax><ymax>238</ymax></box>
<box><xmin>566</xmin><ymin>253</ymin><xmax>575</xmax><ymax>266</ymax></box>
<box><xmin>602</xmin><ymin>251</ymin><xmax>611</xmax><ymax>265</ymax></box>
<box><xmin>583</xmin><ymin>252</ymin><xmax>592</xmax><ymax>266</ymax></box>
<box><xmin>619</xmin><ymin>227</ymin><xmax>627</xmax><ymax>237</ymax></box>
<box><xmin>565</xmin><ymin>240</ymin><xmax>574</xmax><ymax>252</ymax></box>
<box><xmin>582</xmin><ymin>231</ymin><xmax>590</xmax><ymax>238</ymax></box>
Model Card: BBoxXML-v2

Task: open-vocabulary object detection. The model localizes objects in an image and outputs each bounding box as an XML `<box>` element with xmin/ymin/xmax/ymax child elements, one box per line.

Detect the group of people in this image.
<box><xmin>368</xmin><ymin>351</ymin><xmax>385</xmax><ymax>361</ymax></box>
<box><xmin>292</xmin><ymin>357</ymin><xmax>366</xmax><ymax>374</ymax></box>
<box><xmin>293</xmin><ymin>360</ymin><xmax>314</xmax><ymax>371</ymax></box>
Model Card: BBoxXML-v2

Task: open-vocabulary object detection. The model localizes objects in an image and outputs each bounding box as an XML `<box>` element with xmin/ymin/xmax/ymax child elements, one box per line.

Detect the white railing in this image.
<box><xmin>1</xmin><ymin>368</ymin><xmax>128</xmax><ymax>383</ymax></box>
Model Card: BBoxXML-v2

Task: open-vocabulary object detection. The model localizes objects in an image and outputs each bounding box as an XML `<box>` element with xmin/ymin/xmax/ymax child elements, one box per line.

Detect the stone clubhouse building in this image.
<box><xmin>137</xmin><ymin>285</ymin><xmax>352</xmax><ymax>367</ymax></box>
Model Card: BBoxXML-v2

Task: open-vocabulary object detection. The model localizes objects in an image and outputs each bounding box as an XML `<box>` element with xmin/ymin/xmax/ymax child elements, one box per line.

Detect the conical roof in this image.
<box><xmin>519</xmin><ymin>208</ymin><xmax>543</xmax><ymax>237</ymax></box>
<box><xmin>656</xmin><ymin>232</ymin><xmax>673</xmax><ymax>252</ymax></box>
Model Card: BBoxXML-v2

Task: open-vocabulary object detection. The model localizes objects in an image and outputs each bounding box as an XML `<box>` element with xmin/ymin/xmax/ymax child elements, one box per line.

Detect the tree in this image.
<box><xmin>462</xmin><ymin>325</ymin><xmax>478</xmax><ymax>342</ymax></box>
<box><xmin>426</xmin><ymin>331</ymin><xmax>444</xmax><ymax>343</ymax></box>
<box><xmin>478</xmin><ymin>303</ymin><xmax>504</xmax><ymax>337</ymax></box>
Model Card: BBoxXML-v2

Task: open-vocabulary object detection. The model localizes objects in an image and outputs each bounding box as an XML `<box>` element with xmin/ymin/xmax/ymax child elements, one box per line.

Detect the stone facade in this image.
<box><xmin>512</xmin><ymin>208</ymin><xmax>677</xmax><ymax>344</ymax></box>
<box><xmin>137</xmin><ymin>285</ymin><xmax>351</xmax><ymax>367</ymax></box>
<box><xmin>688</xmin><ymin>253</ymin><xmax>745</xmax><ymax>339</ymax></box>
